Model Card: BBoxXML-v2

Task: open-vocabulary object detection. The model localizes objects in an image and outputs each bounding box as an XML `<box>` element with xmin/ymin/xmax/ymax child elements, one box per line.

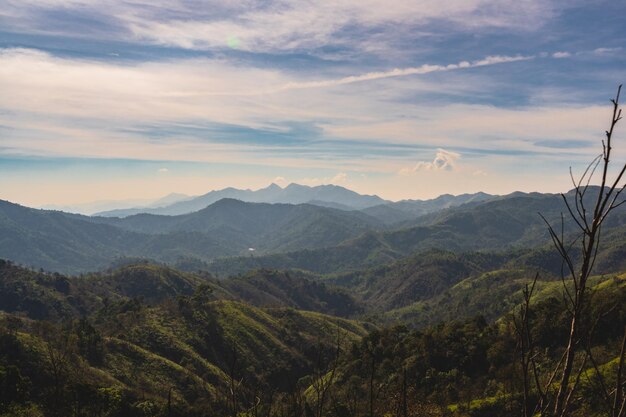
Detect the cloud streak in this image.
<box><xmin>275</xmin><ymin>55</ymin><xmax>533</xmax><ymax>92</ymax></box>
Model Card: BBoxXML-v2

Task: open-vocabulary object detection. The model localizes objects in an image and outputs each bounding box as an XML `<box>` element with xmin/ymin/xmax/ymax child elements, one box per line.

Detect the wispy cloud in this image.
<box><xmin>299</xmin><ymin>172</ymin><xmax>350</xmax><ymax>186</ymax></box>
<box><xmin>275</xmin><ymin>55</ymin><xmax>533</xmax><ymax>92</ymax></box>
<box><xmin>552</xmin><ymin>51</ymin><xmax>571</xmax><ymax>58</ymax></box>
<box><xmin>330</xmin><ymin>172</ymin><xmax>348</xmax><ymax>184</ymax></box>
<box><xmin>2</xmin><ymin>0</ymin><xmax>560</xmax><ymax>54</ymax></box>
<box><xmin>0</xmin><ymin>47</ymin><xmax>535</xmax><ymax>118</ymax></box>
<box><xmin>272</xmin><ymin>176</ymin><xmax>288</xmax><ymax>187</ymax></box>
<box><xmin>592</xmin><ymin>47</ymin><xmax>622</xmax><ymax>55</ymax></box>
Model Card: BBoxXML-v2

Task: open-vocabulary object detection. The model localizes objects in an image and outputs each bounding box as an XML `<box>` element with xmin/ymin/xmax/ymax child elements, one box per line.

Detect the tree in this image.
<box><xmin>517</xmin><ymin>85</ymin><xmax>626</xmax><ymax>417</ymax></box>
<box><xmin>73</xmin><ymin>318</ymin><xmax>104</xmax><ymax>366</ymax></box>
<box><xmin>309</xmin><ymin>328</ymin><xmax>345</xmax><ymax>417</ymax></box>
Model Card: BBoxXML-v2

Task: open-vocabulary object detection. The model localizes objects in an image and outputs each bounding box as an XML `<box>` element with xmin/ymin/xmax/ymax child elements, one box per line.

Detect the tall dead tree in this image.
<box><xmin>310</xmin><ymin>329</ymin><xmax>344</xmax><ymax>417</ymax></box>
<box><xmin>513</xmin><ymin>274</ymin><xmax>539</xmax><ymax>417</ymax></box>
<box><xmin>518</xmin><ymin>85</ymin><xmax>626</xmax><ymax>417</ymax></box>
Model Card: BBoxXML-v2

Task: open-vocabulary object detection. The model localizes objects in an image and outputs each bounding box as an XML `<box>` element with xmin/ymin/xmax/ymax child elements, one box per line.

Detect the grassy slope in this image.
<box><xmin>0</xmin><ymin>297</ymin><xmax>371</xmax><ymax>414</ymax></box>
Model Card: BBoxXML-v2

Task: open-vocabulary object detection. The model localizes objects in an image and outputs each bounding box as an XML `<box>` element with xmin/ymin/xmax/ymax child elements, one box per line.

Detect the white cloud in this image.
<box><xmin>272</xmin><ymin>176</ymin><xmax>288</xmax><ymax>186</ymax></box>
<box><xmin>399</xmin><ymin>149</ymin><xmax>460</xmax><ymax>175</ymax></box>
<box><xmin>0</xmin><ymin>2</ymin><xmax>618</xmax><ymax>205</ymax></box>
<box><xmin>552</xmin><ymin>51</ymin><xmax>571</xmax><ymax>58</ymax></box>
<box><xmin>299</xmin><ymin>172</ymin><xmax>349</xmax><ymax>186</ymax></box>
<box><xmin>330</xmin><ymin>172</ymin><xmax>348</xmax><ymax>184</ymax></box>
<box><xmin>0</xmin><ymin>47</ymin><xmax>285</xmax><ymax>125</ymax></box>
<box><xmin>592</xmin><ymin>47</ymin><xmax>622</xmax><ymax>55</ymax></box>
<box><xmin>158</xmin><ymin>167</ymin><xmax>169</xmax><ymax>172</ymax></box>
<box><xmin>0</xmin><ymin>48</ymin><xmax>540</xmax><ymax>157</ymax></box>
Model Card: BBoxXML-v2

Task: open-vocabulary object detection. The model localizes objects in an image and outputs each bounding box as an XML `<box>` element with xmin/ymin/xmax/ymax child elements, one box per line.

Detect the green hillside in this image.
<box><xmin>207</xmin><ymin>189</ymin><xmax>626</xmax><ymax>277</ymax></box>
<box><xmin>0</xmin><ymin>262</ymin><xmax>372</xmax><ymax>416</ymax></box>
<box><xmin>0</xmin><ymin>199</ymin><xmax>384</xmax><ymax>274</ymax></box>
<box><xmin>1</xmin><ymin>252</ymin><xmax>625</xmax><ymax>416</ymax></box>
<box><xmin>3</xmin><ymin>189</ymin><xmax>625</xmax><ymax>276</ymax></box>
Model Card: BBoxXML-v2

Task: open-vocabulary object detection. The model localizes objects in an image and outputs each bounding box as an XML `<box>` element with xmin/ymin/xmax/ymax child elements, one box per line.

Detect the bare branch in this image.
<box><xmin>562</xmin><ymin>193</ymin><xmax>587</xmax><ymax>232</ymax></box>
<box><xmin>561</xmin><ymin>352</ymin><xmax>589</xmax><ymax>417</ymax></box>
<box><xmin>540</xmin><ymin>213</ymin><xmax>577</xmax><ymax>284</ymax></box>
<box><xmin>614</xmin><ymin>327</ymin><xmax>626</xmax><ymax>417</ymax></box>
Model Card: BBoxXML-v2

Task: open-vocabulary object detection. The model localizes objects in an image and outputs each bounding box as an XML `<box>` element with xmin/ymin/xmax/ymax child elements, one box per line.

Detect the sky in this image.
<box><xmin>0</xmin><ymin>0</ymin><xmax>625</xmax><ymax>208</ymax></box>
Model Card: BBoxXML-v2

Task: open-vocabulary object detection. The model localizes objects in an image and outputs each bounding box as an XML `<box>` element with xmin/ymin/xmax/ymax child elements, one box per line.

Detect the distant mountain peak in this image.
<box><xmin>285</xmin><ymin>183</ymin><xmax>307</xmax><ymax>189</ymax></box>
<box><xmin>265</xmin><ymin>183</ymin><xmax>283</xmax><ymax>190</ymax></box>
<box><xmin>161</xmin><ymin>192</ymin><xmax>187</xmax><ymax>198</ymax></box>
<box><xmin>209</xmin><ymin>198</ymin><xmax>247</xmax><ymax>207</ymax></box>
<box><xmin>94</xmin><ymin>182</ymin><xmax>388</xmax><ymax>217</ymax></box>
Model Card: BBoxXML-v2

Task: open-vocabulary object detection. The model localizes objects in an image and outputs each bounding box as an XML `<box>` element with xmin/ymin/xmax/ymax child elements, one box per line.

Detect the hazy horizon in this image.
<box><xmin>1</xmin><ymin>1</ymin><xmax>625</xmax><ymax>207</ymax></box>
<box><xmin>0</xmin><ymin>173</ymin><xmax>583</xmax><ymax>209</ymax></box>
<box><xmin>2</xmin><ymin>180</ymin><xmax>603</xmax><ymax>216</ymax></box>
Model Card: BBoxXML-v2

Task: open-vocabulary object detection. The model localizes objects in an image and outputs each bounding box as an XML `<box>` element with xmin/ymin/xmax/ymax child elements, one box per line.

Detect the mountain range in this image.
<box><xmin>41</xmin><ymin>192</ymin><xmax>192</xmax><ymax>215</ymax></box>
<box><xmin>93</xmin><ymin>182</ymin><xmax>494</xmax><ymax>219</ymax></box>
<box><xmin>95</xmin><ymin>183</ymin><xmax>388</xmax><ymax>217</ymax></box>
<box><xmin>2</xmin><ymin>185</ymin><xmax>625</xmax><ymax>275</ymax></box>
<box><xmin>207</xmin><ymin>188</ymin><xmax>626</xmax><ymax>276</ymax></box>
<box><xmin>0</xmin><ymin>198</ymin><xmax>382</xmax><ymax>273</ymax></box>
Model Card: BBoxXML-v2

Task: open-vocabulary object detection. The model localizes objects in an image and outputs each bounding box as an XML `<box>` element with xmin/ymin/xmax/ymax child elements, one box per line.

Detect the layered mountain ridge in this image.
<box><xmin>2</xmin><ymin>186</ymin><xmax>624</xmax><ymax>275</ymax></box>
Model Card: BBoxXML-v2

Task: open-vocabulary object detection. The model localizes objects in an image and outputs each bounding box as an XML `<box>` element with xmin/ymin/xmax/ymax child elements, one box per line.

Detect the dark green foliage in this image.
<box><xmin>3</xmin><ymin>189</ymin><xmax>626</xmax><ymax>276</ymax></box>
<box><xmin>0</xmin><ymin>261</ymin><xmax>361</xmax><ymax>323</ymax></box>
<box><xmin>75</xmin><ymin>264</ymin><xmax>206</xmax><ymax>306</ymax></box>
<box><xmin>0</xmin><ymin>364</ymin><xmax>32</xmax><ymax>412</ymax></box>
<box><xmin>388</xmin><ymin>269</ymin><xmax>536</xmax><ymax>327</ymax></box>
<box><xmin>0</xmin><ymin>258</ymin><xmax>624</xmax><ymax>416</ymax></box>
<box><xmin>0</xmin><ymin>259</ymin><xmax>80</xmax><ymax>319</ymax></box>
<box><xmin>73</xmin><ymin>319</ymin><xmax>105</xmax><ymax>365</ymax></box>
<box><xmin>207</xmin><ymin>190</ymin><xmax>626</xmax><ymax>277</ymax></box>
<box><xmin>220</xmin><ymin>269</ymin><xmax>363</xmax><ymax>317</ymax></box>
<box><xmin>325</xmin><ymin>250</ymin><xmax>505</xmax><ymax>311</ymax></box>
<box><xmin>362</xmin><ymin>192</ymin><xmax>493</xmax><ymax>225</ymax></box>
<box><xmin>0</xmin><ymin>199</ymin><xmax>383</xmax><ymax>274</ymax></box>
<box><xmin>325</xmin><ymin>278</ymin><xmax>626</xmax><ymax>417</ymax></box>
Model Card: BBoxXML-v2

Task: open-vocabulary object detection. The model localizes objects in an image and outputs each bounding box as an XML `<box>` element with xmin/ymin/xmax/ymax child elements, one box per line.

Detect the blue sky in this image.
<box><xmin>0</xmin><ymin>0</ymin><xmax>624</xmax><ymax>208</ymax></box>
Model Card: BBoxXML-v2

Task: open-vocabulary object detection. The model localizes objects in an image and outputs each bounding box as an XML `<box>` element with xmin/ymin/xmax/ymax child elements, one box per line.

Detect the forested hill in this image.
<box><xmin>0</xmin><ymin>261</ymin><xmax>362</xmax><ymax>319</ymax></box>
<box><xmin>0</xmin><ymin>258</ymin><xmax>624</xmax><ymax>416</ymax></box>
<box><xmin>0</xmin><ymin>199</ymin><xmax>382</xmax><ymax>273</ymax></box>
<box><xmin>208</xmin><ymin>189</ymin><xmax>626</xmax><ymax>276</ymax></box>
<box><xmin>3</xmin><ymin>188</ymin><xmax>625</xmax><ymax>275</ymax></box>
